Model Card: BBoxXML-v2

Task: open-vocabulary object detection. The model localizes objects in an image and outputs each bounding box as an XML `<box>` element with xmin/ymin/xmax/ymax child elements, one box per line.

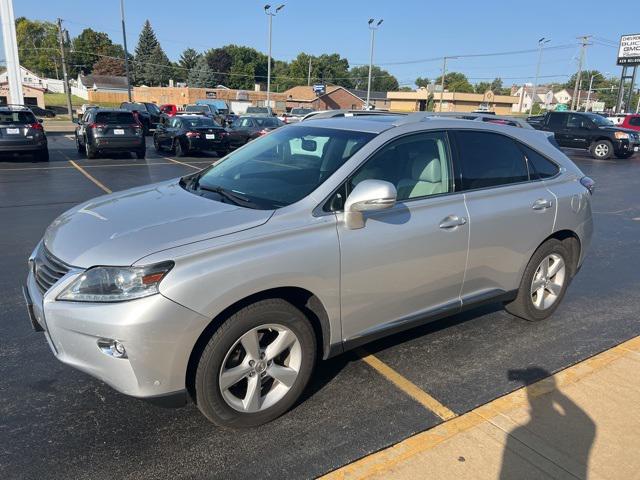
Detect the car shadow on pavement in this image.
<box><xmin>499</xmin><ymin>367</ymin><xmax>596</xmax><ymax>480</ymax></box>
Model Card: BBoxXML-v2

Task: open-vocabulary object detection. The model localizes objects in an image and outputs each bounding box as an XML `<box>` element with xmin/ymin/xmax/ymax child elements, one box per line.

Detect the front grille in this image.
<box><xmin>34</xmin><ymin>246</ymin><xmax>70</xmax><ymax>294</ymax></box>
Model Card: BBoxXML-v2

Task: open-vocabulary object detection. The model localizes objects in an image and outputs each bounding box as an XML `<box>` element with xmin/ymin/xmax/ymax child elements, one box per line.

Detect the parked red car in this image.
<box><xmin>620</xmin><ymin>114</ymin><xmax>640</xmax><ymax>131</ymax></box>
<box><xmin>160</xmin><ymin>104</ymin><xmax>177</xmax><ymax>116</ymax></box>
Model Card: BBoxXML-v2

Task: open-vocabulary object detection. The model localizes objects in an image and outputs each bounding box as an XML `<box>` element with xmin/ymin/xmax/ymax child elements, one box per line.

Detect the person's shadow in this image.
<box><xmin>500</xmin><ymin>367</ymin><xmax>596</xmax><ymax>480</ymax></box>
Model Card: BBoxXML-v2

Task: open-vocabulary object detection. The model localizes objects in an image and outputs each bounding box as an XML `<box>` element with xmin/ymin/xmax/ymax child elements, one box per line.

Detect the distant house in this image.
<box><xmin>0</xmin><ymin>83</ymin><xmax>45</xmax><ymax>108</ymax></box>
<box><xmin>72</xmin><ymin>74</ymin><xmax>129</xmax><ymax>100</ymax></box>
<box><xmin>347</xmin><ymin>88</ymin><xmax>389</xmax><ymax>110</ymax></box>
<box><xmin>553</xmin><ymin>89</ymin><xmax>597</xmax><ymax>109</ymax></box>
<box><xmin>283</xmin><ymin>85</ymin><xmax>364</xmax><ymax>111</ymax></box>
<box><xmin>511</xmin><ymin>85</ymin><xmax>555</xmax><ymax>112</ymax></box>
<box><xmin>0</xmin><ymin>65</ymin><xmax>48</xmax><ymax>91</ymax></box>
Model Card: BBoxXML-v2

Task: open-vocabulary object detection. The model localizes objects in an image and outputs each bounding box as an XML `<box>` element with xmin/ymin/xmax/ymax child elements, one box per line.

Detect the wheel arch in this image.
<box><xmin>185</xmin><ymin>286</ymin><xmax>334</xmax><ymax>402</ymax></box>
<box><xmin>540</xmin><ymin>229</ymin><xmax>581</xmax><ymax>276</ymax></box>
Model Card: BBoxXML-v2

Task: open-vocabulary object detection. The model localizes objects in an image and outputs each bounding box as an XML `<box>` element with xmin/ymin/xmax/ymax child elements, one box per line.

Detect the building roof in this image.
<box><xmin>79</xmin><ymin>74</ymin><xmax>128</xmax><ymax>90</ymax></box>
<box><xmin>347</xmin><ymin>88</ymin><xmax>388</xmax><ymax>100</ymax></box>
<box><xmin>283</xmin><ymin>85</ymin><xmax>341</xmax><ymax>101</ymax></box>
<box><xmin>0</xmin><ymin>82</ymin><xmax>46</xmax><ymax>92</ymax></box>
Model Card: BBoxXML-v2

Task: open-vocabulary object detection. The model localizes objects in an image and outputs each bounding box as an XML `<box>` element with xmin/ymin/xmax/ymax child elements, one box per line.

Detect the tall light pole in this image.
<box><xmin>264</xmin><ymin>4</ymin><xmax>284</xmax><ymax>110</ymax></box>
<box><xmin>120</xmin><ymin>0</ymin><xmax>132</xmax><ymax>102</ymax></box>
<box><xmin>0</xmin><ymin>0</ymin><xmax>24</xmax><ymax>105</ymax></box>
<box><xmin>366</xmin><ymin>18</ymin><xmax>383</xmax><ymax>110</ymax></box>
<box><xmin>584</xmin><ymin>71</ymin><xmax>606</xmax><ymax>112</ymax></box>
<box><xmin>528</xmin><ymin>37</ymin><xmax>550</xmax><ymax>115</ymax></box>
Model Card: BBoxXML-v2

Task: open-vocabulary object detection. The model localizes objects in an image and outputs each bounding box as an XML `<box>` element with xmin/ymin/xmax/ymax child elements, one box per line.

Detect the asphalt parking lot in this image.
<box><xmin>1</xmin><ymin>134</ymin><xmax>639</xmax><ymax>480</ymax></box>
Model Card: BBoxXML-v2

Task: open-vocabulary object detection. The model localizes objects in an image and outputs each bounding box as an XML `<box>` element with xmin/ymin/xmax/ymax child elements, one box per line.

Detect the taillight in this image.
<box><xmin>186</xmin><ymin>131</ymin><xmax>200</xmax><ymax>138</ymax></box>
<box><xmin>88</xmin><ymin>123</ymin><xmax>106</xmax><ymax>130</ymax></box>
<box><xmin>30</xmin><ymin>122</ymin><xmax>43</xmax><ymax>131</ymax></box>
<box><xmin>580</xmin><ymin>176</ymin><xmax>595</xmax><ymax>194</ymax></box>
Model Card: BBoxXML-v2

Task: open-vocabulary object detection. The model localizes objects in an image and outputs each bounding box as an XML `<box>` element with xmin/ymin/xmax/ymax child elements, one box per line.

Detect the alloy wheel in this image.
<box><xmin>594</xmin><ymin>143</ymin><xmax>609</xmax><ymax>158</ymax></box>
<box><xmin>530</xmin><ymin>253</ymin><xmax>566</xmax><ymax>310</ymax></box>
<box><xmin>218</xmin><ymin>324</ymin><xmax>302</xmax><ymax>413</ymax></box>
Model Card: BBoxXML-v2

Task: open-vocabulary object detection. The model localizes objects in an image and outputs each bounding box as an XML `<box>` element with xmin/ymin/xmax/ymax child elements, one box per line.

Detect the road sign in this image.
<box><xmin>591</xmin><ymin>101</ymin><xmax>605</xmax><ymax>113</ymax></box>
<box><xmin>556</xmin><ymin>104</ymin><xmax>568</xmax><ymax>112</ymax></box>
<box><xmin>617</xmin><ymin>34</ymin><xmax>640</xmax><ymax>66</ymax></box>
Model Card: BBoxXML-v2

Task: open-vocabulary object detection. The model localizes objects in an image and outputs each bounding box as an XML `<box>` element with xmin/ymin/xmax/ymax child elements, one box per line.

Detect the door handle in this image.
<box><xmin>439</xmin><ymin>215</ymin><xmax>467</xmax><ymax>229</ymax></box>
<box><xmin>532</xmin><ymin>198</ymin><xmax>553</xmax><ymax>210</ymax></box>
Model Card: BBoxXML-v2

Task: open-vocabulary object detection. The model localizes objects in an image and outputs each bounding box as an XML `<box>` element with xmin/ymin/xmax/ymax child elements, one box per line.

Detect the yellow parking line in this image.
<box><xmin>357</xmin><ymin>348</ymin><xmax>456</xmax><ymax>421</ymax></box>
<box><xmin>61</xmin><ymin>152</ymin><xmax>112</xmax><ymax>194</ymax></box>
<box><xmin>325</xmin><ymin>335</ymin><xmax>640</xmax><ymax>480</ymax></box>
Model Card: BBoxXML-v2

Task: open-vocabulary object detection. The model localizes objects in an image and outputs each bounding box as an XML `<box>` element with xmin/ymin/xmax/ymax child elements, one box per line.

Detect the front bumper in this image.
<box><xmin>613</xmin><ymin>138</ymin><xmax>639</xmax><ymax>154</ymax></box>
<box><xmin>25</xmin><ymin>264</ymin><xmax>209</xmax><ymax>402</ymax></box>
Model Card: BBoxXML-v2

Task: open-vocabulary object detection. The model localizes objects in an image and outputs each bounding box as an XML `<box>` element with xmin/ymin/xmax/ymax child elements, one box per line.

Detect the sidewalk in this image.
<box><xmin>43</xmin><ymin>120</ymin><xmax>76</xmax><ymax>133</ymax></box>
<box><xmin>323</xmin><ymin>336</ymin><xmax>640</xmax><ymax>480</ymax></box>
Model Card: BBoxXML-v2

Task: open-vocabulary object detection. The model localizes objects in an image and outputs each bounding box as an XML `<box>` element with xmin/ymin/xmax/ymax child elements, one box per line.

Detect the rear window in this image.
<box><xmin>186</xmin><ymin>105</ymin><xmax>208</xmax><ymax>112</ymax></box>
<box><xmin>0</xmin><ymin>111</ymin><xmax>36</xmax><ymax>124</ymax></box>
<box><xmin>520</xmin><ymin>144</ymin><xmax>560</xmax><ymax>179</ymax></box>
<box><xmin>255</xmin><ymin>117</ymin><xmax>281</xmax><ymax>127</ymax></box>
<box><xmin>95</xmin><ymin>112</ymin><xmax>135</xmax><ymax>124</ymax></box>
<box><xmin>247</xmin><ymin>107</ymin><xmax>269</xmax><ymax>114</ymax></box>
<box><xmin>182</xmin><ymin>117</ymin><xmax>217</xmax><ymax>128</ymax></box>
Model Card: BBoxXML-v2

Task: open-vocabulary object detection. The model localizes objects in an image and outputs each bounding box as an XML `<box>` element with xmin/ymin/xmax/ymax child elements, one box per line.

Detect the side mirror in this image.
<box><xmin>37</xmin><ymin>118</ymin><xmax>44</xmax><ymax>124</ymax></box>
<box><xmin>344</xmin><ymin>179</ymin><xmax>397</xmax><ymax>229</ymax></box>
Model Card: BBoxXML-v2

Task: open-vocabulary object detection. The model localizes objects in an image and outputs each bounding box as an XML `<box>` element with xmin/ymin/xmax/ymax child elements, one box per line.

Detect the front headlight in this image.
<box><xmin>615</xmin><ymin>131</ymin><xmax>630</xmax><ymax>140</ymax></box>
<box><xmin>57</xmin><ymin>261</ymin><xmax>174</xmax><ymax>302</ymax></box>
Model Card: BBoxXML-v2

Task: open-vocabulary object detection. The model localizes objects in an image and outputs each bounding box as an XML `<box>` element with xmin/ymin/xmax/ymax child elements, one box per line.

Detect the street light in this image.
<box><xmin>528</xmin><ymin>37</ymin><xmax>551</xmax><ymax>115</ymax></box>
<box><xmin>365</xmin><ymin>18</ymin><xmax>383</xmax><ymax>110</ymax></box>
<box><xmin>264</xmin><ymin>4</ymin><xmax>285</xmax><ymax>110</ymax></box>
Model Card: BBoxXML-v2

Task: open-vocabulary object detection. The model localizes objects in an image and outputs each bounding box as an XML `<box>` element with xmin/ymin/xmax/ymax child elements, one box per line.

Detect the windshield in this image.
<box><xmin>184</xmin><ymin>126</ymin><xmax>375</xmax><ymax>209</ymax></box>
<box><xmin>291</xmin><ymin>108</ymin><xmax>313</xmax><ymax>115</ymax></box>
<box><xmin>146</xmin><ymin>103</ymin><xmax>160</xmax><ymax>115</ymax></box>
<box><xmin>587</xmin><ymin>114</ymin><xmax>614</xmax><ymax>127</ymax></box>
<box><xmin>0</xmin><ymin>111</ymin><xmax>36</xmax><ymax>124</ymax></box>
<box><xmin>186</xmin><ymin>105</ymin><xmax>208</xmax><ymax>113</ymax></box>
<box><xmin>181</xmin><ymin>117</ymin><xmax>218</xmax><ymax>128</ymax></box>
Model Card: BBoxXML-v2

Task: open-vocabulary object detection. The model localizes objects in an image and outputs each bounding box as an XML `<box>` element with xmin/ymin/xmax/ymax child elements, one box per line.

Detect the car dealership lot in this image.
<box><xmin>1</xmin><ymin>135</ymin><xmax>639</xmax><ymax>479</ymax></box>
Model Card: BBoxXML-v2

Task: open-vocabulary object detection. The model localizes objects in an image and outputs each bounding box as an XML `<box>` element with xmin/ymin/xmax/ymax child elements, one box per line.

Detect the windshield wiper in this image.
<box><xmin>196</xmin><ymin>184</ymin><xmax>256</xmax><ymax>208</ymax></box>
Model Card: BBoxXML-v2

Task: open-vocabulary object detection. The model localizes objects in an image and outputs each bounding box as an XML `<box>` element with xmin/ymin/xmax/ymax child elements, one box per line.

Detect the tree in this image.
<box><xmin>205</xmin><ymin>48</ymin><xmax>233</xmax><ymax>86</ymax></box>
<box><xmin>188</xmin><ymin>56</ymin><xmax>216</xmax><ymax>88</ymax></box>
<box><xmin>133</xmin><ymin>20</ymin><xmax>159</xmax><ymax>85</ymax></box>
<box><xmin>70</xmin><ymin>28</ymin><xmax>122</xmax><ymax>76</ymax></box>
<box><xmin>433</xmin><ymin>71</ymin><xmax>474</xmax><ymax>93</ymax></box>
<box><xmin>415</xmin><ymin>77</ymin><xmax>431</xmax><ymax>89</ymax></box>
<box><xmin>15</xmin><ymin>17</ymin><xmax>60</xmax><ymax>78</ymax></box>
<box><xmin>349</xmin><ymin>65</ymin><xmax>399</xmax><ymax>91</ymax></box>
<box><xmin>143</xmin><ymin>44</ymin><xmax>172</xmax><ymax>86</ymax></box>
<box><xmin>564</xmin><ymin>70</ymin><xmax>605</xmax><ymax>91</ymax></box>
<box><xmin>92</xmin><ymin>56</ymin><xmax>126</xmax><ymax>76</ymax></box>
<box><xmin>173</xmin><ymin>48</ymin><xmax>201</xmax><ymax>82</ymax></box>
<box><xmin>398</xmin><ymin>86</ymin><xmax>414</xmax><ymax>92</ymax></box>
<box><xmin>474</xmin><ymin>81</ymin><xmax>492</xmax><ymax>94</ymax></box>
<box><xmin>490</xmin><ymin>77</ymin><xmax>504</xmax><ymax>92</ymax></box>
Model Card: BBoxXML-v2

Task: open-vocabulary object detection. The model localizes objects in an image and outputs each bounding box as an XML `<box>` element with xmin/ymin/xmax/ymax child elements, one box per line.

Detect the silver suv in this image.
<box><xmin>24</xmin><ymin>115</ymin><xmax>594</xmax><ymax>427</ymax></box>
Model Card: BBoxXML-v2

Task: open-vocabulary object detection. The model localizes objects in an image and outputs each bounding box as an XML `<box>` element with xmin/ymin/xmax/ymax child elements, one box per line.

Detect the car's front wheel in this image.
<box><xmin>589</xmin><ymin>139</ymin><xmax>613</xmax><ymax>159</ymax></box>
<box><xmin>195</xmin><ymin>299</ymin><xmax>316</xmax><ymax>427</ymax></box>
<box><xmin>504</xmin><ymin>239</ymin><xmax>572</xmax><ymax>321</ymax></box>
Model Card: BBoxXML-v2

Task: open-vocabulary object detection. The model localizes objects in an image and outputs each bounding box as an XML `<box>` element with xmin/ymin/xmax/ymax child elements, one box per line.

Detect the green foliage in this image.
<box><xmin>434</xmin><ymin>72</ymin><xmax>474</xmax><ymax>93</ymax></box>
<box><xmin>15</xmin><ymin>17</ymin><xmax>60</xmax><ymax>78</ymax></box>
<box><xmin>398</xmin><ymin>86</ymin><xmax>414</xmax><ymax>92</ymax></box>
<box><xmin>133</xmin><ymin>20</ymin><xmax>159</xmax><ymax>85</ymax></box>
<box><xmin>474</xmin><ymin>81</ymin><xmax>491</xmax><ymax>94</ymax></box>
<box><xmin>71</xmin><ymin>28</ymin><xmax>123</xmax><ymax>76</ymax></box>
<box><xmin>188</xmin><ymin>56</ymin><xmax>216</xmax><ymax>88</ymax></box>
<box><xmin>349</xmin><ymin>65</ymin><xmax>399</xmax><ymax>92</ymax></box>
<box><xmin>204</xmin><ymin>48</ymin><xmax>233</xmax><ymax>86</ymax></box>
<box><xmin>143</xmin><ymin>44</ymin><xmax>172</xmax><ymax>86</ymax></box>
<box><xmin>531</xmin><ymin>103</ymin><xmax>543</xmax><ymax>115</ymax></box>
<box><xmin>415</xmin><ymin>77</ymin><xmax>431</xmax><ymax>88</ymax></box>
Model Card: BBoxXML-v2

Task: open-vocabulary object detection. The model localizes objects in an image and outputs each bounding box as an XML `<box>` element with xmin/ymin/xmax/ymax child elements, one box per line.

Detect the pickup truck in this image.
<box><xmin>527</xmin><ymin>111</ymin><xmax>640</xmax><ymax>159</ymax></box>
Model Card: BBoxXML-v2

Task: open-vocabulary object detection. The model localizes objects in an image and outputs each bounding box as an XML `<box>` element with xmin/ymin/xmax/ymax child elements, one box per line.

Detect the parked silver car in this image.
<box><xmin>24</xmin><ymin>115</ymin><xmax>594</xmax><ymax>427</ymax></box>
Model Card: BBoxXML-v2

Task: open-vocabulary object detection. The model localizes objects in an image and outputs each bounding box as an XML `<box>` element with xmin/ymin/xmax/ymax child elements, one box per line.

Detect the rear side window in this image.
<box><xmin>454</xmin><ymin>131</ymin><xmax>529</xmax><ymax>190</ymax></box>
<box><xmin>629</xmin><ymin>116</ymin><xmax>640</xmax><ymax>127</ymax></box>
<box><xmin>95</xmin><ymin>112</ymin><xmax>135</xmax><ymax>124</ymax></box>
<box><xmin>0</xmin><ymin>111</ymin><xmax>36</xmax><ymax>124</ymax></box>
<box><xmin>547</xmin><ymin>113</ymin><xmax>566</xmax><ymax>128</ymax></box>
<box><xmin>520</xmin><ymin>144</ymin><xmax>560</xmax><ymax>179</ymax></box>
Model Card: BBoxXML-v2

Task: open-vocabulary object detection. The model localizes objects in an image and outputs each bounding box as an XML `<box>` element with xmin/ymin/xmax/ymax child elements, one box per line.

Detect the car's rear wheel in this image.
<box><xmin>85</xmin><ymin>140</ymin><xmax>96</xmax><ymax>159</ymax></box>
<box><xmin>504</xmin><ymin>239</ymin><xmax>572</xmax><ymax>321</ymax></box>
<box><xmin>135</xmin><ymin>149</ymin><xmax>145</xmax><ymax>159</ymax></box>
<box><xmin>195</xmin><ymin>299</ymin><xmax>316</xmax><ymax>427</ymax></box>
<box><xmin>590</xmin><ymin>139</ymin><xmax>613</xmax><ymax>159</ymax></box>
<box><xmin>174</xmin><ymin>139</ymin><xmax>185</xmax><ymax>157</ymax></box>
<box><xmin>615</xmin><ymin>151</ymin><xmax>634</xmax><ymax>159</ymax></box>
<box><xmin>153</xmin><ymin>135</ymin><xmax>162</xmax><ymax>152</ymax></box>
<box><xmin>35</xmin><ymin>148</ymin><xmax>49</xmax><ymax>162</ymax></box>
<box><xmin>75</xmin><ymin>135</ymin><xmax>83</xmax><ymax>154</ymax></box>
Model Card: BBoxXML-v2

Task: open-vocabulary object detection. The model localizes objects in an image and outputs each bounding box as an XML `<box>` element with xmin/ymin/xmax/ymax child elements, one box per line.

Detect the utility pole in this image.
<box><xmin>571</xmin><ymin>35</ymin><xmax>591</xmax><ymax>111</ymax></box>
<box><xmin>120</xmin><ymin>0</ymin><xmax>132</xmax><ymax>101</ymax></box>
<box><xmin>439</xmin><ymin>57</ymin><xmax>448</xmax><ymax>112</ymax></box>
<box><xmin>307</xmin><ymin>57</ymin><xmax>312</xmax><ymax>86</ymax></box>
<box><xmin>365</xmin><ymin>18</ymin><xmax>383</xmax><ymax>110</ymax></box>
<box><xmin>585</xmin><ymin>73</ymin><xmax>596</xmax><ymax>111</ymax></box>
<box><xmin>528</xmin><ymin>37</ymin><xmax>550</xmax><ymax>115</ymax></box>
<box><xmin>1</xmin><ymin>0</ymin><xmax>24</xmax><ymax>105</ymax></box>
<box><xmin>264</xmin><ymin>4</ymin><xmax>285</xmax><ymax>111</ymax></box>
<box><xmin>56</xmin><ymin>18</ymin><xmax>73</xmax><ymax>120</ymax></box>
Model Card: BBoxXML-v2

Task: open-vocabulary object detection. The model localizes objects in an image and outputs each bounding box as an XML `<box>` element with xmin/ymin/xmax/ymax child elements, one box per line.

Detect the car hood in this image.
<box><xmin>598</xmin><ymin>125</ymin><xmax>637</xmax><ymax>134</ymax></box>
<box><xmin>44</xmin><ymin>179</ymin><xmax>274</xmax><ymax>267</ymax></box>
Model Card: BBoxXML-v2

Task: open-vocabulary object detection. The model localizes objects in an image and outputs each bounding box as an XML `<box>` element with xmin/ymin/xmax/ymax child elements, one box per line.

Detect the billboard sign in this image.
<box><xmin>313</xmin><ymin>83</ymin><xmax>326</xmax><ymax>96</ymax></box>
<box><xmin>617</xmin><ymin>34</ymin><xmax>640</xmax><ymax>66</ymax></box>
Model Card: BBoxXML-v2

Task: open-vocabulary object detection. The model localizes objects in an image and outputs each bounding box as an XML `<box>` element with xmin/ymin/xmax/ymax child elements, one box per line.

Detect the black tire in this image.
<box><xmin>174</xmin><ymin>139</ymin><xmax>185</xmax><ymax>157</ymax></box>
<box><xmin>35</xmin><ymin>148</ymin><xmax>49</xmax><ymax>162</ymax></box>
<box><xmin>85</xmin><ymin>140</ymin><xmax>96</xmax><ymax>159</ymax></box>
<box><xmin>153</xmin><ymin>135</ymin><xmax>162</xmax><ymax>153</ymax></box>
<box><xmin>216</xmin><ymin>149</ymin><xmax>229</xmax><ymax>157</ymax></box>
<box><xmin>75</xmin><ymin>135</ymin><xmax>83</xmax><ymax>154</ymax></box>
<box><xmin>614</xmin><ymin>151</ymin><xmax>634</xmax><ymax>159</ymax></box>
<box><xmin>195</xmin><ymin>298</ymin><xmax>316</xmax><ymax>428</ymax></box>
<box><xmin>504</xmin><ymin>239</ymin><xmax>573</xmax><ymax>322</ymax></box>
<box><xmin>136</xmin><ymin>149</ymin><xmax>146</xmax><ymax>159</ymax></box>
<box><xmin>589</xmin><ymin>139</ymin><xmax>613</xmax><ymax>160</ymax></box>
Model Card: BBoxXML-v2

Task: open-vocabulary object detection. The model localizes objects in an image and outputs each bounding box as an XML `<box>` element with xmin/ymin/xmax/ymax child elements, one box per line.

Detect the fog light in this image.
<box><xmin>98</xmin><ymin>339</ymin><xmax>128</xmax><ymax>359</ymax></box>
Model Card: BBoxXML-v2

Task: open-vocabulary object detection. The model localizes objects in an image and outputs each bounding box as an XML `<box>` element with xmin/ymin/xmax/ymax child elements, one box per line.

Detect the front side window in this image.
<box><xmin>185</xmin><ymin>126</ymin><xmax>374</xmax><ymax>209</ymax></box>
<box><xmin>567</xmin><ymin>114</ymin><xmax>591</xmax><ymax>129</ymax></box>
<box><xmin>547</xmin><ymin>113</ymin><xmax>566</xmax><ymax>128</ymax></box>
<box><xmin>454</xmin><ymin>131</ymin><xmax>529</xmax><ymax>190</ymax></box>
<box><xmin>349</xmin><ymin>131</ymin><xmax>452</xmax><ymax>201</ymax></box>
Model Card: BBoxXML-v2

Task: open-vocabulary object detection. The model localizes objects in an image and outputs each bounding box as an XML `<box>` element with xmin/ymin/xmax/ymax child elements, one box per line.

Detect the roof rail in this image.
<box><xmin>392</xmin><ymin>111</ymin><xmax>533</xmax><ymax>129</ymax></box>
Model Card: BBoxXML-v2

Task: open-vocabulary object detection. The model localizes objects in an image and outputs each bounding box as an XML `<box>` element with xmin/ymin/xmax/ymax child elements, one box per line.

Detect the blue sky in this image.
<box><xmin>6</xmin><ymin>0</ymin><xmax>631</xmax><ymax>87</ymax></box>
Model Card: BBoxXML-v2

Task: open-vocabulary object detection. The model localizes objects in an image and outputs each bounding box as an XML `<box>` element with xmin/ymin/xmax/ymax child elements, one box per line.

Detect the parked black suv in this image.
<box><xmin>0</xmin><ymin>105</ymin><xmax>48</xmax><ymax>161</ymax></box>
<box><xmin>75</xmin><ymin>109</ymin><xmax>145</xmax><ymax>159</ymax></box>
<box><xmin>153</xmin><ymin>114</ymin><xmax>229</xmax><ymax>157</ymax></box>
<box><xmin>119</xmin><ymin>102</ymin><xmax>162</xmax><ymax>134</ymax></box>
<box><xmin>528</xmin><ymin>111</ymin><xmax>639</xmax><ymax>159</ymax></box>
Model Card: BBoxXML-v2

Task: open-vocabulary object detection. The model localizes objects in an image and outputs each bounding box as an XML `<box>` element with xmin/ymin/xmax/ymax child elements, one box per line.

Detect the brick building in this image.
<box><xmin>283</xmin><ymin>86</ymin><xmax>364</xmax><ymax>111</ymax></box>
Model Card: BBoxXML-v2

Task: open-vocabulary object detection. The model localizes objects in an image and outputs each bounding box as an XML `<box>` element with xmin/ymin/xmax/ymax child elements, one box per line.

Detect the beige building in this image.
<box><xmin>0</xmin><ymin>83</ymin><xmax>45</xmax><ymax>108</ymax></box>
<box><xmin>389</xmin><ymin>89</ymin><xmax>519</xmax><ymax>115</ymax></box>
